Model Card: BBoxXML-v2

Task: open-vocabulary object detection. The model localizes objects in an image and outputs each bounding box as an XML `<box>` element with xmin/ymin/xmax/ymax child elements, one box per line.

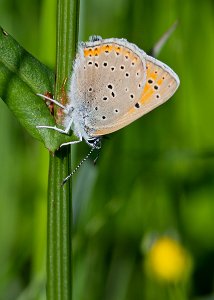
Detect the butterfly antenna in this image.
<box><xmin>61</xmin><ymin>139</ymin><xmax>101</xmax><ymax>186</ymax></box>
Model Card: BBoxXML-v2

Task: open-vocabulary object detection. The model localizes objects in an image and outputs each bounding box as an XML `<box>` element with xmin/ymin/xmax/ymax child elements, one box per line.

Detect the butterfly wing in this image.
<box><xmin>92</xmin><ymin>54</ymin><xmax>180</xmax><ymax>137</ymax></box>
<box><xmin>69</xmin><ymin>38</ymin><xmax>179</xmax><ymax>138</ymax></box>
<box><xmin>69</xmin><ymin>38</ymin><xmax>148</xmax><ymax>136</ymax></box>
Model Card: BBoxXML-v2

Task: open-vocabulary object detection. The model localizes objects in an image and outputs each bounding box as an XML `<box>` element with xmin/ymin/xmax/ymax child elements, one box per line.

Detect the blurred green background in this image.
<box><xmin>0</xmin><ymin>0</ymin><xmax>214</xmax><ymax>299</ymax></box>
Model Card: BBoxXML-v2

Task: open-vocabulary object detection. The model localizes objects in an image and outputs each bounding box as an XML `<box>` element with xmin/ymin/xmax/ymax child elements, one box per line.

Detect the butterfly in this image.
<box><xmin>37</xmin><ymin>36</ymin><xmax>179</xmax><ymax>182</ymax></box>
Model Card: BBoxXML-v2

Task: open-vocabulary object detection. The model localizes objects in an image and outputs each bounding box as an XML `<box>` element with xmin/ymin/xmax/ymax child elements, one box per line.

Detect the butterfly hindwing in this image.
<box><xmin>92</xmin><ymin>54</ymin><xmax>179</xmax><ymax>136</ymax></box>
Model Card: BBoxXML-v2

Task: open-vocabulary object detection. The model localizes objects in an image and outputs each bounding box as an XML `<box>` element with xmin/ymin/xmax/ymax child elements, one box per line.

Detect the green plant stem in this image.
<box><xmin>47</xmin><ymin>0</ymin><xmax>79</xmax><ymax>299</ymax></box>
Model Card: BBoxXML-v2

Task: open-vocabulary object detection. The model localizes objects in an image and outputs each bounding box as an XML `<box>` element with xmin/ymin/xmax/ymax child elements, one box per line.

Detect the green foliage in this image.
<box><xmin>0</xmin><ymin>27</ymin><xmax>75</xmax><ymax>152</ymax></box>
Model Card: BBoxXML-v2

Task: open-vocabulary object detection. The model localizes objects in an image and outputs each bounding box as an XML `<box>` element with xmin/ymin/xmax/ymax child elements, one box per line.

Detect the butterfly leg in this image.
<box><xmin>36</xmin><ymin>118</ymin><xmax>82</xmax><ymax>146</ymax></box>
<box><xmin>36</xmin><ymin>125</ymin><xmax>68</xmax><ymax>134</ymax></box>
<box><xmin>60</xmin><ymin>135</ymin><xmax>82</xmax><ymax>147</ymax></box>
<box><xmin>37</xmin><ymin>93</ymin><xmax>68</xmax><ymax>111</ymax></box>
<box><xmin>36</xmin><ymin>115</ymin><xmax>73</xmax><ymax>134</ymax></box>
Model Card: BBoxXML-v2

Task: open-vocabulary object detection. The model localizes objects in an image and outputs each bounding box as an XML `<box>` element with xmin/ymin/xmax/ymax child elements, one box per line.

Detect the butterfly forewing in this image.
<box><xmin>71</xmin><ymin>39</ymin><xmax>148</xmax><ymax>133</ymax></box>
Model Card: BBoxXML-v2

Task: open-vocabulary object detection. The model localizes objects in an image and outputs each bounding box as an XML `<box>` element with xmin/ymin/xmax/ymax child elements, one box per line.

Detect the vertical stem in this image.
<box><xmin>47</xmin><ymin>0</ymin><xmax>80</xmax><ymax>299</ymax></box>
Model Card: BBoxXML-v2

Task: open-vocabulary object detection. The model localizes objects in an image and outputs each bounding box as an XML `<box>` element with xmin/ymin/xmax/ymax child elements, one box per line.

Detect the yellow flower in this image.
<box><xmin>146</xmin><ymin>236</ymin><xmax>191</xmax><ymax>282</ymax></box>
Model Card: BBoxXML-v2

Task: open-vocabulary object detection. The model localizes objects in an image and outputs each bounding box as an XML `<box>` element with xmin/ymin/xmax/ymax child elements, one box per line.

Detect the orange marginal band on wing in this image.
<box><xmin>138</xmin><ymin>63</ymin><xmax>161</xmax><ymax>104</ymax></box>
<box><xmin>140</xmin><ymin>86</ymin><xmax>154</xmax><ymax>104</ymax></box>
<box><xmin>84</xmin><ymin>44</ymin><xmax>137</xmax><ymax>60</ymax></box>
<box><xmin>84</xmin><ymin>45</ymin><xmax>116</xmax><ymax>57</ymax></box>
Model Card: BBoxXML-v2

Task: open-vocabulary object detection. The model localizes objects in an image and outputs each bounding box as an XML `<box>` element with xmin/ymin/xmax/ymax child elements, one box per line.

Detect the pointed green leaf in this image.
<box><xmin>0</xmin><ymin>27</ymin><xmax>76</xmax><ymax>152</ymax></box>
